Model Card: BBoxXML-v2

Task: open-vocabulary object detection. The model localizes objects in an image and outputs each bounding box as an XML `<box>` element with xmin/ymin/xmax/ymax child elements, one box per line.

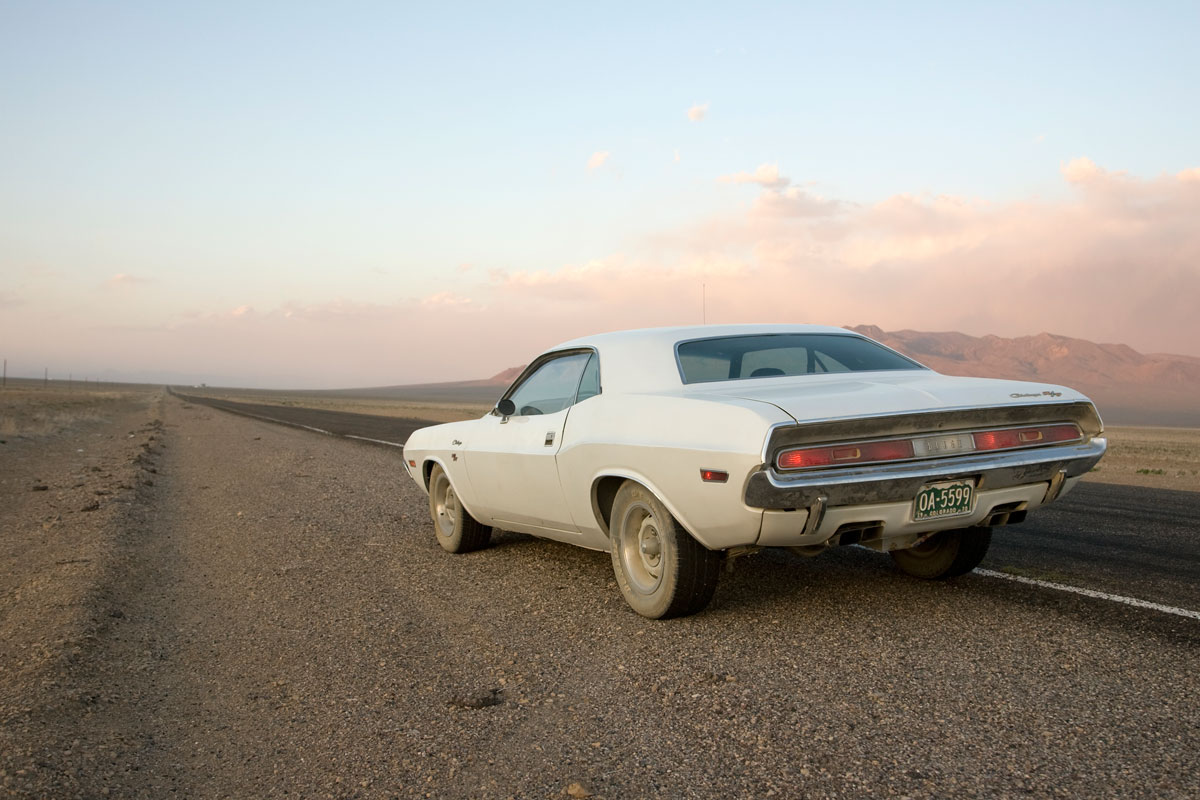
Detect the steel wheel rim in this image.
<box><xmin>434</xmin><ymin>476</ymin><xmax>458</xmax><ymax>537</ymax></box>
<box><xmin>618</xmin><ymin>501</ymin><xmax>664</xmax><ymax>595</ymax></box>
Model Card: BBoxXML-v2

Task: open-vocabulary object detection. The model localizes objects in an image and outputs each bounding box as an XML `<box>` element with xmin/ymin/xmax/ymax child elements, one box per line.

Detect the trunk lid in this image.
<box><xmin>696</xmin><ymin>370</ymin><xmax>1087</xmax><ymax>424</ymax></box>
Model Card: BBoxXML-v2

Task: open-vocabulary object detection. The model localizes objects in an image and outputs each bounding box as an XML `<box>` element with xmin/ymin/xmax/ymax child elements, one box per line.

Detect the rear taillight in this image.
<box><xmin>777</xmin><ymin>439</ymin><xmax>915</xmax><ymax>470</ymax></box>
<box><xmin>775</xmin><ymin>422</ymin><xmax>1081</xmax><ymax>471</ymax></box>
<box><xmin>972</xmin><ymin>423</ymin><xmax>1079</xmax><ymax>452</ymax></box>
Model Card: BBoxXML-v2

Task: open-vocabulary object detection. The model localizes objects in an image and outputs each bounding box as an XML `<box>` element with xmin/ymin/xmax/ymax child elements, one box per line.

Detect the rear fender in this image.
<box><xmin>589</xmin><ymin>469</ymin><xmax>711</xmax><ymax>546</ymax></box>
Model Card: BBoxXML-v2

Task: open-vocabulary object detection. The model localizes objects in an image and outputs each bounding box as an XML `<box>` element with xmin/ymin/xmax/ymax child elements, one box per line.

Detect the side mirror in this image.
<box><xmin>496</xmin><ymin>398</ymin><xmax>516</xmax><ymax>418</ymax></box>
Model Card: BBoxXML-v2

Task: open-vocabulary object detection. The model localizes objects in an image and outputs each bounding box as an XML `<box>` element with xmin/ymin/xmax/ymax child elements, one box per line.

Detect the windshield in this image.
<box><xmin>676</xmin><ymin>333</ymin><xmax>925</xmax><ymax>384</ymax></box>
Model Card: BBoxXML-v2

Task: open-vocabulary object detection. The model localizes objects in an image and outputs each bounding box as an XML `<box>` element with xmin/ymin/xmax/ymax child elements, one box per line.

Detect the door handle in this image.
<box><xmin>544</xmin><ymin>431</ymin><xmax>555</xmax><ymax>446</ymax></box>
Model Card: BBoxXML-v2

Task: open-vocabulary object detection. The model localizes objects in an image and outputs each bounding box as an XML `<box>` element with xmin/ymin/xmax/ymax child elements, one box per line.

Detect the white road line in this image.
<box><xmin>345</xmin><ymin>435</ymin><xmax>404</xmax><ymax>448</ymax></box>
<box><xmin>238</xmin><ymin>410</ymin><xmax>334</xmax><ymax>437</ymax></box>
<box><xmin>191</xmin><ymin>400</ymin><xmax>336</xmax><ymax>437</ymax></box>
<box><xmin>975</xmin><ymin>568</ymin><xmax>1200</xmax><ymax>621</ymax></box>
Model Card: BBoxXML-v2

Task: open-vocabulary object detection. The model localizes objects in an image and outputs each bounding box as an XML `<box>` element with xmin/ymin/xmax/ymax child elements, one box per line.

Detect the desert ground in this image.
<box><xmin>2</xmin><ymin>384</ymin><xmax>1198</xmax><ymax>798</ymax></box>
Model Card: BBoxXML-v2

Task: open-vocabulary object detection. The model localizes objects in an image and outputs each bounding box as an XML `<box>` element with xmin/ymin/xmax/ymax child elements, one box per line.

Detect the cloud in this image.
<box><xmin>752</xmin><ymin>186</ymin><xmax>843</xmax><ymax>218</ymax></box>
<box><xmin>103</xmin><ymin>273</ymin><xmax>150</xmax><ymax>289</ymax></box>
<box><xmin>673</xmin><ymin>149</ymin><xmax>681</xmax><ymax>164</ymax></box>
<box><xmin>421</xmin><ymin>291</ymin><xmax>478</xmax><ymax>310</ymax></box>
<box><xmin>687</xmin><ymin>103</ymin><xmax>709</xmax><ymax>122</ymax></box>
<box><xmin>717</xmin><ymin>163</ymin><xmax>790</xmax><ymax>189</ymax></box>
<box><xmin>586</xmin><ymin>150</ymin><xmax>611</xmax><ymax>171</ymax></box>
<box><xmin>1060</xmin><ymin>156</ymin><xmax>1105</xmax><ymax>184</ymax></box>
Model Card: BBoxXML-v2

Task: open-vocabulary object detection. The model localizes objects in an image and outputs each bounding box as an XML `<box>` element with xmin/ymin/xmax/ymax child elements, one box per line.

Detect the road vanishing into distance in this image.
<box><xmin>175</xmin><ymin>390</ymin><xmax>1200</xmax><ymax>618</ymax></box>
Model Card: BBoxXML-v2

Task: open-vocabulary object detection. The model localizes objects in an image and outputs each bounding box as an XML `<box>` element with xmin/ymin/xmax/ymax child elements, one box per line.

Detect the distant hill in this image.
<box><xmin>849</xmin><ymin>325</ymin><xmax>1200</xmax><ymax>427</ymax></box>
<box><xmin>487</xmin><ymin>365</ymin><xmax>526</xmax><ymax>385</ymax></box>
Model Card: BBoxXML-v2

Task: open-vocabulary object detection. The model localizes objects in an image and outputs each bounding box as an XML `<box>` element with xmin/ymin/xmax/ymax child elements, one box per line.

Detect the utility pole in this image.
<box><xmin>2</xmin><ymin>358</ymin><xmax>6</xmax><ymax>388</ymax></box>
<box><xmin>44</xmin><ymin>367</ymin><xmax>48</xmax><ymax>388</ymax></box>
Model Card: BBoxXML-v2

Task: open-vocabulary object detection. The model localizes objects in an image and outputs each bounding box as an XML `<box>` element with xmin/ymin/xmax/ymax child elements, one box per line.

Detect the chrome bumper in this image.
<box><xmin>744</xmin><ymin>438</ymin><xmax>1107</xmax><ymax>509</ymax></box>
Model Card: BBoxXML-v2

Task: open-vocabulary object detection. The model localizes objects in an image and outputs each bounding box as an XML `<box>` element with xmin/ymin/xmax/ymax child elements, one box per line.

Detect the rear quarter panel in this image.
<box><xmin>558</xmin><ymin>393</ymin><xmax>791</xmax><ymax>550</ymax></box>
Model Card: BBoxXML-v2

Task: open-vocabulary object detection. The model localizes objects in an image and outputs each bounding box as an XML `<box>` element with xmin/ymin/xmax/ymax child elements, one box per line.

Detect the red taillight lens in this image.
<box><xmin>972</xmin><ymin>429</ymin><xmax>1022</xmax><ymax>451</ymax></box>
<box><xmin>700</xmin><ymin>469</ymin><xmax>729</xmax><ymax>483</ymax></box>
<box><xmin>777</xmin><ymin>447</ymin><xmax>833</xmax><ymax>469</ymax></box>
<box><xmin>974</xmin><ymin>423</ymin><xmax>1079</xmax><ymax>451</ymax></box>
<box><xmin>777</xmin><ymin>439</ymin><xmax>914</xmax><ymax>470</ymax></box>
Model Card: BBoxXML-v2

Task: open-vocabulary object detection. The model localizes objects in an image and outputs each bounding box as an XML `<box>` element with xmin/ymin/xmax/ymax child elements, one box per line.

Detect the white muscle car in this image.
<box><xmin>402</xmin><ymin>325</ymin><xmax>1106</xmax><ymax>618</ymax></box>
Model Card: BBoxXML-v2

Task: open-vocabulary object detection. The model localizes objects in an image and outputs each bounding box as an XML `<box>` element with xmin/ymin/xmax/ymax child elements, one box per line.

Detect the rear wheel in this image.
<box><xmin>891</xmin><ymin>527</ymin><xmax>991</xmax><ymax>579</ymax></box>
<box><xmin>609</xmin><ymin>481</ymin><xmax>721</xmax><ymax>619</ymax></box>
<box><xmin>428</xmin><ymin>464</ymin><xmax>491</xmax><ymax>553</ymax></box>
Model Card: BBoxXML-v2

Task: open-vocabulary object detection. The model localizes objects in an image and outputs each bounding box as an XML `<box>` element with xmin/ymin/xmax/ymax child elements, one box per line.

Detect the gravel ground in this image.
<box><xmin>2</xmin><ymin>393</ymin><xmax>1198</xmax><ymax>798</ymax></box>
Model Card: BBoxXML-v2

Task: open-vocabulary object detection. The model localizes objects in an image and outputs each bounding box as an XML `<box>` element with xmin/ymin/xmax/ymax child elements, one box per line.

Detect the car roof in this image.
<box><xmin>548</xmin><ymin>323</ymin><xmax>861</xmax><ymax>394</ymax></box>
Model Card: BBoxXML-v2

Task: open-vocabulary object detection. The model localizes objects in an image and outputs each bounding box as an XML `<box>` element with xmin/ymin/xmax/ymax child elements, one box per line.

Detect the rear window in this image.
<box><xmin>676</xmin><ymin>333</ymin><xmax>925</xmax><ymax>384</ymax></box>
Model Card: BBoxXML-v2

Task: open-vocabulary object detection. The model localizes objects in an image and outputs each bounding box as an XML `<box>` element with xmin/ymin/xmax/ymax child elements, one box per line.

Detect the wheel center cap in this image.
<box><xmin>638</xmin><ymin>518</ymin><xmax>661</xmax><ymax>558</ymax></box>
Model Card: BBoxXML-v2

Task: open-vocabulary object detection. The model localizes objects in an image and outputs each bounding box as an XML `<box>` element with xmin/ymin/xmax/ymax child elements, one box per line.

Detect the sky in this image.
<box><xmin>2</xmin><ymin>1</ymin><xmax>1198</xmax><ymax>388</ymax></box>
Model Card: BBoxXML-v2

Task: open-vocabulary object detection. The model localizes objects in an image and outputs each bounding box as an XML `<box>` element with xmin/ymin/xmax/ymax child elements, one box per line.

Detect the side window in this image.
<box><xmin>506</xmin><ymin>352</ymin><xmax>591</xmax><ymax>416</ymax></box>
<box><xmin>575</xmin><ymin>353</ymin><xmax>601</xmax><ymax>403</ymax></box>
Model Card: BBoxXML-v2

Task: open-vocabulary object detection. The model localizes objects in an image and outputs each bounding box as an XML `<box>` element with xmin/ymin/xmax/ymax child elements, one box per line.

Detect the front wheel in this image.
<box><xmin>428</xmin><ymin>464</ymin><xmax>491</xmax><ymax>553</ymax></box>
<box><xmin>609</xmin><ymin>481</ymin><xmax>721</xmax><ymax>619</ymax></box>
<box><xmin>890</xmin><ymin>527</ymin><xmax>991</xmax><ymax>579</ymax></box>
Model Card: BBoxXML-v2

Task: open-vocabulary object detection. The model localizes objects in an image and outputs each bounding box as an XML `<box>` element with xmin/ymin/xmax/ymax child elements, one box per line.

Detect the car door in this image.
<box><xmin>464</xmin><ymin>351</ymin><xmax>593</xmax><ymax>534</ymax></box>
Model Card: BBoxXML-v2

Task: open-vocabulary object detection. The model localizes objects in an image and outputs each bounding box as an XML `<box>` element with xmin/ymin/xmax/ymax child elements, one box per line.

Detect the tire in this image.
<box><xmin>609</xmin><ymin>481</ymin><xmax>721</xmax><ymax>619</ymax></box>
<box><xmin>890</xmin><ymin>527</ymin><xmax>992</xmax><ymax>579</ymax></box>
<box><xmin>428</xmin><ymin>464</ymin><xmax>491</xmax><ymax>553</ymax></box>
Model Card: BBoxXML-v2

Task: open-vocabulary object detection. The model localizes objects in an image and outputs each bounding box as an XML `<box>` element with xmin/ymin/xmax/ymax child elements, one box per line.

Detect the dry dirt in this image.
<box><xmin>2</xmin><ymin>388</ymin><xmax>1198</xmax><ymax>798</ymax></box>
<box><xmin>1083</xmin><ymin>426</ymin><xmax>1200</xmax><ymax>493</ymax></box>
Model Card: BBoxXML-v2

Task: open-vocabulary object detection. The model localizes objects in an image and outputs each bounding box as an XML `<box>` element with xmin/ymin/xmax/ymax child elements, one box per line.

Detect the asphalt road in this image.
<box><xmin>171</xmin><ymin>391</ymin><xmax>434</xmax><ymax>445</ymax></box>
<box><xmin>176</xmin><ymin>391</ymin><xmax>1200</xmax><ymax>616</ymax></box>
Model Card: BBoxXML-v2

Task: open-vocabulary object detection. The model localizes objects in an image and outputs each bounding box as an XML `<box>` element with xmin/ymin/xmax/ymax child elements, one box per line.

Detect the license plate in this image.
<box><xmin>913</xmin><ymin>480</ymin><xmax>975</xmax><ymax>521</ymax></box>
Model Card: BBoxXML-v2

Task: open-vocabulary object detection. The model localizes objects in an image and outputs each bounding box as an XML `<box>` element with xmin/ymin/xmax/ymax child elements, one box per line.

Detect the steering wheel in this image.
<box><xmin>519</xmin><ymin>405</ymin><xmax>543</xmax><ymax>416</ymax></box>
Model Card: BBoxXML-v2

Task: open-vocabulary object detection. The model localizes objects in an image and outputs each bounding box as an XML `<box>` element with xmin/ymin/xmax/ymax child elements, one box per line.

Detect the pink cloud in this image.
<box><xmin>718</xmin><ymin>163</ymin><xmax>789</xmax><ymax>189</ymax></box>
<box><xmin>103</xmin><ymin>273</ymin><xmax>150</xmax><ymax>289</ymax></box>
<box><xmin>421</xmin><ymin>291</ymin><xmax>479</xmax><ymax>310</ymax></box>
<box><xmin>687</xmin><ymin>102</ymin><xmax>709</xmax><ymax>122</ymax></box>
<box><xmin>586</xmin><ymin>150</ymin><xmax>611</xmax><ymax>171</ymax></box>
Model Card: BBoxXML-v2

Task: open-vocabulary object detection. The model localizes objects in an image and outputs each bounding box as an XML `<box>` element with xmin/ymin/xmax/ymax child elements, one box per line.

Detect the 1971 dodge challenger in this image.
<box><xmin>402</xmin><ymin>324</ymin><xmax>1106</xmax><ymax>618</ymax></box>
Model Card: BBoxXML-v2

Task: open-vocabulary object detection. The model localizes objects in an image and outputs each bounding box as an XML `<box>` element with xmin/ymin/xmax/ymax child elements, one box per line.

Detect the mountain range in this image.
<box><xmin>847</xmin><ymin>326</ymin><xmax>1199</xmax><ymax>427</ymax></box>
